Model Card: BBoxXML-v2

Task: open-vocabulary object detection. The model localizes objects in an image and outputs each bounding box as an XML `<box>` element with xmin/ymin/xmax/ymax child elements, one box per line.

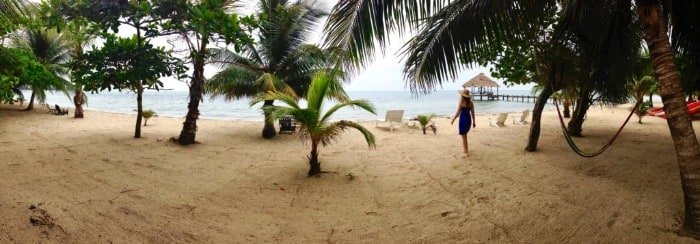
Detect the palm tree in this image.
<box><xmin>11</xmin><ymin>26</ymin><xmax>71</xmax><ymax>110</ymax></box>
<box><xmin>0</xmin><ymin>0</ymin><xmax>27</xmax><ymax>32</ymax></box>
<box><xmin>323</xmin><ymin>0</ymin><xmax>700</xmax><ymax>237</ymax></box>
<box><xmin>207</xmin><ymin>0</ymin><xmax>329</xmax><ymax>139</ymax></box>
<box><xmin>251</xmin><ymin>70</ymin><xmax>376</xmax><ymax>176</ymax></box>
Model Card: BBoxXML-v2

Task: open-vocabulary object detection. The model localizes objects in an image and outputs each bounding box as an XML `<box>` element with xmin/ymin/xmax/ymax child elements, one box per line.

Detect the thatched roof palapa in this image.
<box><xmin>462</xmin><ymin>73</ymin><xmax>500</xmax><ymax>88</ymax></box>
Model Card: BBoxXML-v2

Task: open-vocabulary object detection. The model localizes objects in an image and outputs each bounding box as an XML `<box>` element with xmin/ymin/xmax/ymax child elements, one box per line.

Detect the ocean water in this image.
<box><xmin>35</xmin><ymin>89</ymin><xmax>543</xmax><ymax>121</ymax></box>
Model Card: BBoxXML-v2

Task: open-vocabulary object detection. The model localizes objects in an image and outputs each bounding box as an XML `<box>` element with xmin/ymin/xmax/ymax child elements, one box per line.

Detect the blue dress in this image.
<box><xmin>459</xmin><ymin>107</ymin><xmax>472</xmax><ymax>135</ymax></box>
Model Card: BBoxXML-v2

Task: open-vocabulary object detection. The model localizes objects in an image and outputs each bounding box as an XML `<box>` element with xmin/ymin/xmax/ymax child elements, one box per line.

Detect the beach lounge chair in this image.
<box><xmin>278</xmin><ymin>116</ymin><xmax>296</xmax><ymax>134</ymax></box>
<box><xmin>513</xmin><ymin>109</ymin><xmax>530</xmax><ymax>124</ymax></box>
<box><xmin>489</xmin><ymin>113</ymin><xmax>508</xmax><ymax>127</ymax></box>
<box><xmin>54</xmin><ymin>104</ymin><xmax>68</xmax><ymax>115</ymax></box>
<box><xmin>45</xmin><ymin>104</ymin><xmax>57</xmax><ymax>114</ymax></box>
<box><xmin>376</xmin><ymin>110</ymin><xmax>404</xmax><ymax>132</ymax></box>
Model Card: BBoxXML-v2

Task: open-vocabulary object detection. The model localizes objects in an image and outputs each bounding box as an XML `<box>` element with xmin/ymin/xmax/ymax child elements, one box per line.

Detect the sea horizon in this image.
<box><xmin>30</xmin><ymin>89</ymin><xmax>546</xmax><ymax>122</ymax></box>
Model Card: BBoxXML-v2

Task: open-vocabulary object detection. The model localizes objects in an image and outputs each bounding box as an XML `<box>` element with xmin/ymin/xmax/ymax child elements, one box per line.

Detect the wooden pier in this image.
<box><xmin>462</xmin><ymin>73</ymin><xmax>542</xmax><ymax>103</ymax></box>
<box><xmin>474</xmin><ymin>93</ymin><xmax>540</xmax><ymax>103</ymax></box>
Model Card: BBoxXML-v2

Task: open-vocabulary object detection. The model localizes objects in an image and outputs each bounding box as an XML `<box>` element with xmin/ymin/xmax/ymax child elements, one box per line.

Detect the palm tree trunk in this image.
<box><xmin>262</xmin><ymin>100</ymin><xmax>276</xmax><ymax>139</ymax></box>
<box><xmin>73</xmin><ymin>89</ymin><xmax>84</xmax><ymax>118</ymax></box>
<box><xmin>178</xmin><ymin>40</ymin><xmax>208</xmax><ymax>145</ymax></box>
<box><xmin>649</xmin><ymin>93</ymin><xmax>654</xmax><ymax>107</ymax></box>
<box><xmin>24</xmin><ymin>90</ymin><xmax>35</xmax><ymax>111</ymax></box>
<box><xmin>638</xmin><ymin>1</ymin><xmax>700</xmax><ymax>238</ymax></box>
<box><xmin>134</xmin><ymin>84</ymin><xmax>143</xmax><ymax>138</ymax></box>
<box><xmin>308</xmin><ymin>140</ymin><xmax>321</xmax><ymax>176</ymax></box>
<box><xmin>563</xmin><ymin>99</ymin><xmax>571</xmax><ymax>118</ymax></box>
<box><xmin>525</xmin><ymin>83</ymin><xmax>554</xmax><ymax>151</ymax></box>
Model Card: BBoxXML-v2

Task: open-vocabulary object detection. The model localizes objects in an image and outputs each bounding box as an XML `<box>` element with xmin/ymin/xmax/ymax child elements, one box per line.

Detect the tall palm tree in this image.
<box><xmin>207</xmin><ymin>0</ymin><xmax>330</xmax><ymax>139</ymax></box>
<box><xmin>252</xmin><ymin>70</ymin><xmax>376</xmax><ymax>176</ymax></box>
<box><xmin>323</xmin><ymin>0</ymin><xmax>700</xmax><ymax>237</ymax></box>
<box><xmin>11</xmin><ymin>26</ymin><xmax>71</xmax><ymax>110</ymax></box>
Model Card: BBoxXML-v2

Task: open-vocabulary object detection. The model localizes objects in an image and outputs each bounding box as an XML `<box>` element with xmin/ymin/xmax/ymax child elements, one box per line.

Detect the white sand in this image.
<box><xmin>0</xmin><ymin>103</ymin><xmax>697</xmax><ymax>243</ymax></box>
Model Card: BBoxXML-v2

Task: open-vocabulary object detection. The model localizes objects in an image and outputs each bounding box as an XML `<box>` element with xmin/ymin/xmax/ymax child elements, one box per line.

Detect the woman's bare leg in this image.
<box><xmin>461</xmin><ymin>135</ymin><xmax>469</xmax><ymax>156</ymax></box>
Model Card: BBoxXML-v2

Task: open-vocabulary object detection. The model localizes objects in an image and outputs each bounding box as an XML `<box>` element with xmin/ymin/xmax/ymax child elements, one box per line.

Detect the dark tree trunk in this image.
<box><xmin>308</xmin><ymin>141</ymin><xmax>321</xmax><ymax>177</ymax></box>
<box><xmin>567</xmin><ymin>97</ymin><xmax>591</xmax><ymax>137</ymax></box>
<box><xmin>525</xmin><ymin>83</ymin><xmax>554</xmax><ymax>152</ymax></box>
<box><xmin>567</xmin><ymin>89</ymin><xmax>592</xmax><ymax>137</ymax></box>
<box><xmin>178</xmin><ymin>40</ymin><xmax>208</xmax><ymax>145</ymax></box>
<box><xmin>422</xmin><ymin>127</ymin><xmax>427</xmax><ymax>134</ymax></box>
<box><xmin>24</xmin><ymin>90</ymin><xmax>35</xmax><ymax>111</ymax></box>
<box><xmin>649</xmin><ymin>93</ymin><xmax>654</xmax><ymax>107</ymax></box>
<box><xmin>638</xmin><ymin>2</ymin><xmax>700</xmax><ymax>239</ymax></box>
<box><xmin>262</xmin><ymin>100</ymin><xmax>276</xmax><ymax>139</ymax></box>
<box><xmin>134</xmin><ymin>84</ymin><xmax>143</xmax><ymax>138</ymax></box>
<box><xmin>73</xmin><ymin>89</ymin><xmax>85</xmax><ymax>118</ymax></box>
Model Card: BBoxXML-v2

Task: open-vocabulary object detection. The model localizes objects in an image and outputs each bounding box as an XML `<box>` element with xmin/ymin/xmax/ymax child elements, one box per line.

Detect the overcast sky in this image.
<box><xmin>96</xmin><ymin>0</ymin><xmax>534</xmax><ymax>92</ymax></box>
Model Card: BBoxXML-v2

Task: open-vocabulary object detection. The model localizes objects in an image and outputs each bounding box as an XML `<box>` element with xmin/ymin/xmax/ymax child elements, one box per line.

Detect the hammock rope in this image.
<box><xmin>553</xmin><ymin>99</ymin><xmax>640</xmax><ymax>158</ymax></box>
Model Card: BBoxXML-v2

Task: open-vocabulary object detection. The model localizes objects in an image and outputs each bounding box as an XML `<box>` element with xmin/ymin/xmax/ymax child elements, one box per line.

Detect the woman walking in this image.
<box><xmin>451</xmin><ymin>89</ymin><xmax>476</xmax><ymax>156</ymax></box>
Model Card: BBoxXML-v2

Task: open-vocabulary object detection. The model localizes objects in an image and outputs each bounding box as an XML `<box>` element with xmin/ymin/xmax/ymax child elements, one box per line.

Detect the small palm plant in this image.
<box><xmin>635</xmin><ymin>101</ymin><xmax>652</xmax><ymax>124</ymax></box>
<box><xmin>629</xmin><ymin>76</ymin><xmax>656</xmax><ymax>124</ymax></box>
<box><xmin>252</xmin><ymin>71</ymin><xmax>377</xmax><ymax>177</ymax></box>
<box><xmin>142</xmin><ymin>109</ymin><xmax>157</xmax><ymax>126</ymax></box>
<box><xmin>416</xmin><ymin>114</ymin><xmax>436</xmax><ymax>134</ymax></box>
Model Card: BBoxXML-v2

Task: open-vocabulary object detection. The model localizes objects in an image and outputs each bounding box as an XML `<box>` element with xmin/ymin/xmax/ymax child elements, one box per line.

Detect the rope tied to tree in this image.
<box><xmin>553</xmin><ymin>98</ymin><xmax>641</xmax><ymax>158</ymax></box>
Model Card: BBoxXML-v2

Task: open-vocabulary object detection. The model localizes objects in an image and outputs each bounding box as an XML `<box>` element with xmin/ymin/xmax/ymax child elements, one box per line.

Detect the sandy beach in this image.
<box><xmin>0</xmin><ymin>103</ymin><xmax>698</xmax><ymax>243</ymax></box>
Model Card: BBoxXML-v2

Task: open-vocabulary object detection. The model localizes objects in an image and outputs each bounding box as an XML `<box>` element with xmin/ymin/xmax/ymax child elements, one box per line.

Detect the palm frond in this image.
<box><xmin>261</xmin><ymin>105</ymin><xmax>297</xmax><ymax>122</ymax></box>
<box><xmin>250</xmin><ymin>90</ymin><xmax>301</xmax><ymax>109</ymax></box>
<box><xmin>323</xmin><ymin>0</ymin><xmax>450</xmax><ymax>72</ymax></box>
<box><xmin>257</xmin><ymin>72</ymin><xmax>298</xmax><ymax>97</ymax></box>
<box><xmin>669</xmin><ymin>0</ymin><xmax>700</xmax><ymax>69</ymax></box>
<box><xmin>258</xmin><ymin>0</ymin><xmax>326</xmax><ymax>71</ymax></box>
<box><xmin>208</xmin><ymin>47</ymin><xmax>261</xmax><ymax>70</ymax></box>
<box><xmin>305</xmin><ymin>70</ymin><xmax>335</xmax><ymax>111</ymax></box>
<box><xmin>0</xmin><ymin>0</ymin><xmax>29</xmax><ymax>23</ymax></box>
<box><xmin>315</xmin><ymin>120</ymin><xmax>376</xmax><ymax>148</ymax></box>
<box><xmin>560</xmin><ymin>0</ymin><xmax>641</xmax><ymax>102</ymax></box>
<box><xmin>401</xmin><ymin>0</ymin><xmax>550</xmax><ymax>93</ymax></box>
<box><xmin>206</xmin><ymin>66</ymin><xmax>262</xmax><ymax>100</ymax></box>
<box><xmin>213</xmin><ymin>0</ymin><xmax>332</xmax><ymax>112</ymax></box>
<box><xmin>416</xmin><ymin>113</ymin><xmax>435</xmax><ymax>127</ymax></box>
<box><xmin>320</xmin><ymin>99</ymin><xmax>376</xmax><ymax>124</ymax></box>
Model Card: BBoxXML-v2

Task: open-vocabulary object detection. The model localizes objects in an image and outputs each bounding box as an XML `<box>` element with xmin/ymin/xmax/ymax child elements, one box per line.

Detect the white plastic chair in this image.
<box><xmin>375</xmin><ymin>110</ymin><xmax>404</xmax><ymax>132</ymax></box>
<box><xmin>513</xmin><ymin>109</ymin><xmax>530</xmax><ymax>124</ymax></box>
<box><xmin>489</xmin><ymin>113</ymin><xmax>508</xmax><ymax>127</ymax></box>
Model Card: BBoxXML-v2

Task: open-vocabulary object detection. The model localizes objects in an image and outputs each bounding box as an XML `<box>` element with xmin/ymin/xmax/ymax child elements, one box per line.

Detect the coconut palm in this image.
<box><xmin>207</xmin><ymin>0</ymin><xmax>330</xmax><ymax>139</ymax></box>
<box><xmin>251</xmin><ymin>70</ymin><xmax>376</xmax><ymax>176</ymax></box>
<box><xmin>324</xmin><ymin>0</ymin><xmax>700</xmax><ymax>237</ymax></box>
<box><xmin>11</xmin><ymin>26</ymin><xmax>71</xmax><ymax>110</ymax></box>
